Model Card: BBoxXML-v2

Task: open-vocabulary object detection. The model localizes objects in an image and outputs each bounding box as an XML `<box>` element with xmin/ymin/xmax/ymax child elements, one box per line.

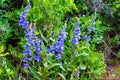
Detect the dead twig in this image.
<box><xmin>104</xmin><ymin>41</ymin><xmax>120</xmax><ymax>59</ymax></box>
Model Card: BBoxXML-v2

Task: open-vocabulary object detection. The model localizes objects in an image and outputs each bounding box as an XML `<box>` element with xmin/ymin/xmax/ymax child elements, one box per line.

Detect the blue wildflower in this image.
<box><xmin>23</xmin><ymin>49</ymin><xmax>32</xmax><ymax>55</ymax></box>
<box><xmin>25</xmin><ymin>4</ymin><xmax>31</xmax><ymax>10</ymax></box>
<box><xmin>88</xmin><ymin>26</ymin><xmax>94</xmax><ymax>32</ymax></box>
<box><xmin>19</xmin><ymin>4</ymin><xmax>42</xmax><ymax>68</ymax></box>
<box><xmin>23</xmin><ymin>56</ymin><xmax>31</xmax><ymax>62</ymax></box>
<box><xmin>48</xmin><ymin>26</ymin><xmax>67</xmax><ymax>59</ymax></box>
<box><xmin>74</xmin><ymin>73</ymin><xmax>79</xmax><ymax>77</ymax></box>
<box><xmin>34</xmin><ymin>39</ymin><xmax>41</xmax><ymax>54</ymax></box>
<box><xmin>23</xmin><ymin>63</ymin><xmax>29</xmax><ymax>68</ymax></box>
<box><xmin>19</xmin><ymin>4</ymin><xmax>31</xmax><ymax>29</ymax></box>
<box><xmin>85</xmin><ymin>35</ymin><xmax>91</xmax><ymax>44</ymax></box>
<box><xmin>23</xmin><ymin>44</ymin><xmax>32</xmax><ymax>67</ymax></box>
<box><xmin>34</xmin><ymin>56</ymin><xmax>41</xmax><ymax>62</ymax></box>
<box><xmin>59</xmin><ymin>62</ymin><xmax>62</xmax><ymax>65</ymax></box>
<box><xmin>72</xmin><ymin>38</ymin><xmax>79</xmax><ymax>45</ymax></box>
<box><xmin>84</xmin><ymin>14</ymin><xmax>96</xmax><ymax>44</ymax></box>
<box><xmin>72</xmin><ymin>20</ymin><xmax>81</xmax><ymax>45</ymax></box>
<box><xmin>23</xmin><ymin>45</ymin><xmax>32</xmax><ymax>56</ymax></box>
<box><xmin>85</xmin><ymin>27</ymin><xmax>92</xmax><ymax>43</ymax></box>
<box><xmin>54</xmin><ymin>27</ymin><xmax>67</xmax><ymax>53</ymax></box>
<box><xmin>24</xmin><ymin>44</ymin><xmax>31</xmax><ymax>50</ymax></box>
<box><xmin>56</xmin><ymin>53</ymin><xmax>62</xmax><ymax>59</ymax></box>
<box><xmin>54</xmin><ymin>42</ymin><xmax>64</xmax><ymax>53</ymax></box>
<box><xmin>25</xmin><ymin>27</ymin><xmax>41</xmax><ymax>61</ymax></box>
<box><xmin>47</xmin><ymin>45</ymin><xmax>55</xmax><ymax>54</ymax></box>
<box><xmin>74</xmin><ymin>71</ymin><xmax>80</xmax><ymax>77</ymax></box>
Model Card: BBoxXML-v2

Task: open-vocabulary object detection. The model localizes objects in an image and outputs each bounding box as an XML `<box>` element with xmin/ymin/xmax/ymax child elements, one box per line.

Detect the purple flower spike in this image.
<box><xmin>19</xmin><ymin>4</ymin><xmax>42</xmax><ymax>68</ymax></box>
<box><xmin>19</xmin><ymin>4</ymin><xmax>31</xmax><ymax>29</ymax></box>
<box><xmin>48</xmin><ymin>26</ymin><xmax>67</xmax><ymax>55</ymax></box>
<box><xmin>25</xmin><ymin>4</ymin><xmax>31</xmax><ymax>10</ymax></box>
<box><xmin>72</xmin><ymin>20</ymin><xmax>81</xmax><ymax>45</ymax></box>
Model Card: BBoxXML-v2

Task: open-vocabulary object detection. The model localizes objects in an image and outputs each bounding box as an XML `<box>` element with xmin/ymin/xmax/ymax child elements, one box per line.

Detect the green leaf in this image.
<box><xmin>41</xmin><ymin>41</ymin><xmax>47</xmax><ymax>53</ymax></box>
<box><xmin>57</xmin><ymin>73</ymin><xmax>66</xmax><ymax>80</ymax></box>
<box><xmin>39</xmin><ymin>30</ymin><xmax>48</xmax><ymax>43</ymax></box>
<box><xmin>47</xmin><ymin>63</ymin><xmax>65</xmax><ymax>71</ymax></box>
<box><xmin>29</xmin><ymin>67</ymin><xmax>40</xmax><ymax>79</ymax></box>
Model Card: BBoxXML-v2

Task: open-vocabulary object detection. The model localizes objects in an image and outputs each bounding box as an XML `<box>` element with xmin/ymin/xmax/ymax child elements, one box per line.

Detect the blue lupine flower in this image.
<box><xmin>48</xmin><ymin>26</ymin><xmax>67</xmax><ymax>53</ymax></box>
<box><xmin>19</xmin><ymin>4</ymin><xmax>31</xmax><ymax>29</ymax></box>
<box><xmin>74</xmin><ymin>71</ymin><xmax>80</xmax><ymax>77</ymax></box>
<box><xmin>19</xmin><ymin>4</ymin><xmax>42</xmax><ymax>68</ymax></box>
<box><xmin>54</xmin><ymin>42</ymin><xmax>64</xmax><ymax>52</ymax></box>
<box><xmin>34</xmin><ymin>45</ymin><xmax>41</xmax><ymax>54</ymax></box>
<box><xmin>48</xmin><ymin>45</ymin><xmax>55</xmax><ymax>53</ymax></box>
<box><xmin>54</xmin><ymin>28</ymin><xmax>67</xmax><ymax>53</ymax></box>
<box><xmin>34</xmin><ymin>56</ymin><xmax>41</xmax><ymax>62</ymax></box>
<box><xmin>19</xmin><ymin>20</ymin><xmax>28</xmax><ymax>28</ymax></box>
<box><xmin>74</xmin><ymin>73</ymin><xmax>79</xmax><ymax>77</ymax></box>
<box><xmin>23</xmin><ymin>63</ymin><xmax>29</xmax><ymax>68</ymax></box>
<box><xmin>72</xmin><ymin>38</ymin><xmax>78</xmax><ymax>45</ymax></box>
<box><xmin>23</xmin><ymin>49</ymin><xmax>32</xmax><ymax>55</ymax></box>
<box><xmin>25</xmin><ymin>4</ymin><xmax>31</xmax><ymax>10</ymax></box>
<box><xmin>24</xmin><ymin>29</ymin><xmax>31</xmax><ymax>36</ymax></box>
<box><xmin>23</xmin><ymin>44</ymin><xmax>32</xmax><ymax>56</ymax></box>
<box><xmin>74</xmin><ymin>27</ymin><xmax>81</xmax><ymax>38</ymax></box>
<box><xmin>72</xmin><ymin>20</ymin><xmax>81</xmax><ymax>45</ymax></box>
<box><xmin>88</xmin><ymin>26</ymin><xmax>94</xmax><ymax>32</ymax></box>
<box><xmin>85</xmin><ymin>18</ymin><xmax>95</xmax><ymax>44</ymax></box>
<box><xmin>25</xmin><ymin>28</ymin><xmax>41</xmax><ymax>59</ymax></box>
<box><xmin>35</xmin><ymin>39</ymin><xmax>41</xmax><ymax>54</ymax></box>
<box><xmin>48</xmin><ymin>26</ymin><xmax>67</xmax><ymax>59</ymax></box>
<box><xmin>23</xmin><ymin>44</ymin><xmax>32</xmax><ymax>66</ymax></box>
<box><xmin>56</xmin><ymin>53</ymin><xmax>62</xmax><ymax>59</ymax></box>
<box><xmin>23</xmin><ymin>56</ymin><xmax>31</xmax><ymax>62</ymax></box>
<box><xmin>88</xmin><ymin>26</ymin><xmax>94</xmax><ymax>35</ymax></box>
<box><xmin>24</xmin><ymin>44</ymin><xmax>31</xmax><ymax>50</ymax></box>
<box><xmin>85</xmin><ymin>35</ymin><xmax>91</xmax><ymax>44</ymax></box>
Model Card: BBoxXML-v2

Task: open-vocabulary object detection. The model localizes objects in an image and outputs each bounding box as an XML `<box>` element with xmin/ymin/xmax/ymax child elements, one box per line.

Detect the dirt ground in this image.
<box><xmin>101</xmin><ymin>58</ymin><xmax>120</xmax><ymax>80</ymax></box>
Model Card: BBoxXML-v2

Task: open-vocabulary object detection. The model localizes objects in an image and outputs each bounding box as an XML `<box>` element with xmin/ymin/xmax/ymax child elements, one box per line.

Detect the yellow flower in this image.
<box><xmin>35</xmin><ymin>31</ymin><xmax>40</xmax><ymax>35</ymax></box>
<box><xmin>0</xmin><ymin>44</ymin><xmax>5</xmax><ymax>53</ymax></box>
<box><xmin>0</xmin><ymin>52</ymin><xmax>9</xmax><ymax>57</ymax></box>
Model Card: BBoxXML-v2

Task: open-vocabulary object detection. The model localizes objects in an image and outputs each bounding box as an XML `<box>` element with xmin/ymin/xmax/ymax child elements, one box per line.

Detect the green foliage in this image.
<box><xmin>0</xmin><ymin>57</ymin><xmax>17</xmax><ymax>79</ymax></box>
<box><xmin>0</xmin><ymin>0</ymin><xmax>11</xmax><ymax>8</ymax></box>
<box><xmin>111</xmin><ymin>35</ymin><xmax>120</xmax><ymax>45</ymax></box>
<box><xmin>28</xmin><ymin>0</ymin><xmax>77</xmax><ymax>31</ymax></box>
<box><xmin>117</xmin><ymin>51</ymin><xmax>120</xmax><ymax>57</ymax></box>
<box><xmin>75</xmin><ymin>0</ymin><xmax>88</xmax><ymax>11</ymax></box>
<box><xmin>29</xmin><ymin>0</ymin><xmax>77</xmax><ymax>22</ymax></box>
<box><xmin>0</xmin><ymin>0</ymin><xmax>13</xmax><ymax>43</ymax></box>
<box><xmin>115</xmin><ymin>66</ymin><xmax>120</xmax><ymax>75</ymax></box>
